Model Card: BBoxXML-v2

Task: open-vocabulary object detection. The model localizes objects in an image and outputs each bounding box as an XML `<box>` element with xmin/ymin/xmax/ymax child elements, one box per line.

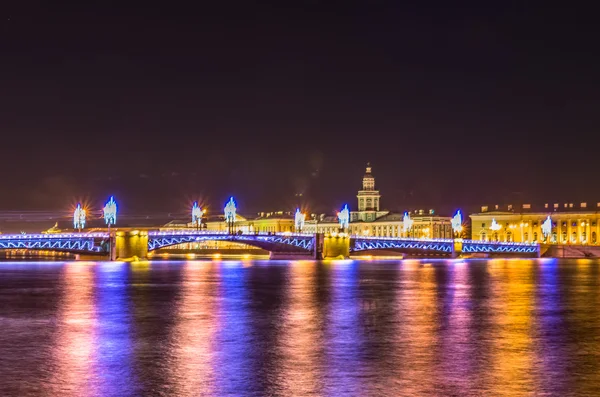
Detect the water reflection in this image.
<box><xmin>395</xmin><ymin>260</ymin><xmax>440</xmax><ymax>395</ymax></box>
<box><xmin>323</xmin><ymin>260</ymin><xmax>364</xmax><ymax>395</ymax></box>
<box><xmin>213</xmin><ymin>261</ymin><xmax>253</xmax><ymax>394</ymax></box>
<box><xmin>94</xmin><ymin>262</ymin><xmax>136</xmax><ymax>396</ymax></box>
<box><xmin>167</xmin><ymin>261</ymin><xmax>219</xmax><ymax>396</ymax></box>
<box><xmin>48</xmin><ymin>263</ymin><xmax>97</xmax><ymax>396</ymax></box>
<box><xmin>1</xmin><ymin>259</ymin><xmax>600</xmax><ymax>396</ymax></box>
<box><xmin>278</xmin><ymin>261</ymin><xmax>324</xmax><ymax>394</ymax></box>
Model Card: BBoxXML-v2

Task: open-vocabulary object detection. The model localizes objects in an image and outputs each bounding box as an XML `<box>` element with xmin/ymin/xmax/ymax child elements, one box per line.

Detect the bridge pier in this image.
<box><xmin>321</xmin><ymin>233</ymin><xmax>350</xmax><ymax>259</ymax></box>
<box><xmin>115</xmin><ymin>230</ymin><xmax>148</xmax><ymax>261</ymax></box>
<box><xmin>452</xmin><ymin>238</ymin><xmax>463</xmax><ymax>258</ymax></box>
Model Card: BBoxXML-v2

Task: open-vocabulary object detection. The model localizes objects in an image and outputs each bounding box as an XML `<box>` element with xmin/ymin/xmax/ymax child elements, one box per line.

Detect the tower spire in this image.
<box><xmin>357</xmin><ymin>163</ymin><xmax>381</xmax><ymax>220</ymax></box>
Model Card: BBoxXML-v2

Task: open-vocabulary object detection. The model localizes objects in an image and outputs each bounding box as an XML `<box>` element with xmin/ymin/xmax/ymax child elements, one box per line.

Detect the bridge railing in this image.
<box><xmin>351</xmin><ymin>235</ymin><xmax>455</xmax><ymax>243</ymax></box>
<box><xmin>0</xmin><ymin>232</ymin><xmax>109</xmax><ymax>239</ymax></box>
<box><xmin>148</xmin><ymin>230</ymin><xmax>314</xmax><ymax>237</ymax></box>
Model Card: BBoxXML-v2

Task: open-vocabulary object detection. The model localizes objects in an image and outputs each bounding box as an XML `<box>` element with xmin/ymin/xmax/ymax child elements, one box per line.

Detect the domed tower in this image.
<box><xmin>356</xmin><ymin>163</ymin><xmax>381</xmax><ymax>221</ymax></box>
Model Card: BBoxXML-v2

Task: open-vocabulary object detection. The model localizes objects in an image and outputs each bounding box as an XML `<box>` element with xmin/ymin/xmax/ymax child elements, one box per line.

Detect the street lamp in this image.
<box><xmin>541</xmin><ymin>216</ymin><xmax>552</xmax><ymax>243</ymax></box>
<box><xmin>224</xmin><ymin>197</ymin><xmax>236</xmax><ymax>235</ymax></box>
<box><xmin>451</xmin><ymin>210</ymin><xmax>463</xmax><ymax>239</ymax></box>
<box><xmin>403</xmin><ymin>212</ymin><xmax>413</xmax><ymax>238</ymax></box>
<box><xmin>103</xmin><ymin>196</ymin><xmax>117</xmax><ymax>259</ymax></box>
<box><xmin>73</xmin><ymin>203</ymin><xmax>86</xmax><ymax>232</ymax></box>
<box><xmin>294</xmin><ymin>208</ymin><xmax>305</xmax><ymax>233</ymax></box>
<box><xmin>337</xmin><ymin>204</ymin><xmax>349</xmax><ymax>233</ymax></box>
<box><xmin>192</xmin><ymin>201</ymin><xmax>203</xmax><ymax>231</ymax></box>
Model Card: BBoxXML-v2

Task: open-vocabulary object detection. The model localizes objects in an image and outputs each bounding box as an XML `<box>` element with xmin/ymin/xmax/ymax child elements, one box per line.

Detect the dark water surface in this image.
<box><xmin>1</xmin><ymin>259</ymin><xmax>600</xmax><ymax>396</ymax></box>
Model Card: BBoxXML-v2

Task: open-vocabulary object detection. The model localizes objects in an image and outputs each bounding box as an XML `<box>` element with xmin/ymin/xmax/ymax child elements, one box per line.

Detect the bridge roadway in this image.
<box><xmin>0</xmin><ymin>231</ymin><xmax>541</xmax><ymax>259</ymax></box>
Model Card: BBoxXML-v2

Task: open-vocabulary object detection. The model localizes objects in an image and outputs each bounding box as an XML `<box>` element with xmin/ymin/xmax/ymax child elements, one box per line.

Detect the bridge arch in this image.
<box><xmin>147</xmin><ymin>233</ymin><xmax>315</xmax><ymax>254</ymax></box>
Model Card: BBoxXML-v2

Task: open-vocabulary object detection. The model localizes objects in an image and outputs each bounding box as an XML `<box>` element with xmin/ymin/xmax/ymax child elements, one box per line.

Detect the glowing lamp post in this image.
<box><xmin>541</xmin><ymin>216</ymin><xmax>552</xmax><ymax>242</ymax></box>
<box><xmin>73</xmin><ymin>203</ymin><xmax>86</xmax><ymax>232</ymax></box>
<box><xmin>489</xmin><ymin>218</ymin><xmax>501</xmax><ymax>241</ymax></box>
<box><xmin>337</xmin><ymin>204</ymin><xmax>349</xmax><ymax>232</ymax></box>
<box><xmin>451</xmin><ymin>210</ymin><xmax>463</xmax><ymax>239</ymax></box>
<box><xmin>104</xmin><ymin>196</ymin><xmax>117</xmax><ymax>228</ymax></box>
<box><xmin>224</xmin><ymin>197</ymin><xmax>237</xmax><ymax>235</ymax></box>
<box><xmin>192</xmin><ymin>201</ymin><xmax>203</xmax><ymax>231</ymax></box>
<box><xmin>294</xmin><ymin>208</ymin><xmax>305</xmax><ymax>233</ymax></box>
<box><xmin>403</xmin><ymin>212</ymin><xmax>413</xmax><ymax>238</ymax></box>
<box><xmin>103</xmin><ymin>196</ymin><xmax>117</xmax><ymax>260</ymax></box>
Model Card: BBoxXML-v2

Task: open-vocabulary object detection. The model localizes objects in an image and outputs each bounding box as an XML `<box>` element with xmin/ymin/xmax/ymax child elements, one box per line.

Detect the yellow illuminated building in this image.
<box><xmin>470</xmin><ymin>202</ymin><xmax>600</xmax><ymax>245</ymax></box>
<box><xmin>303</xmin><ymin>164</ymin><xmax>453</xmax><ymax>238</ymax></box>
<box><xmin>160</xmin><ymin>164</ymin><xmax>452</xmax><ymax>239</ymax></box>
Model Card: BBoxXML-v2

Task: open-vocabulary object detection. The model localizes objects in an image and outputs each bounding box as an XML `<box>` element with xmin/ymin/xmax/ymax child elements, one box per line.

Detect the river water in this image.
<box><xmin>0</xmin><ymin>259</ymin><xmax>599</xmax><ymax>396</ymax></box>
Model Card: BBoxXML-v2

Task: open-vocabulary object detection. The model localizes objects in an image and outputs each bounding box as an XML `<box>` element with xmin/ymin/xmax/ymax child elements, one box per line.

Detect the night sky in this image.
<box><xmin>1</xmin><ymin>3</ymin><xmax>598</xmax><ymax>219</ymax></box>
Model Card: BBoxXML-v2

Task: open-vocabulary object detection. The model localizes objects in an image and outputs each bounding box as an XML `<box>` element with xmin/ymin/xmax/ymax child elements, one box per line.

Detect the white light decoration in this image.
<box><xmin>192</xmin><ymin>201</ymin><xmax>203</xmax><ymax>226</ymax></box>
<box><xmin>103</xmin><ymin>196</ymin><xmax>117</xmax><ymax>226</ymax></box>
<box><xmin>402</xmin><ymin>212</ymin><xmax>413</xmax><ymax>234</ymax></box>
<box><xmin>224</xmin><ymin>197</ymin><xmax>236</xmax><ymax>224</ymax></box>
<box><xmin>489</xmin><ymin>218</ymin><xmax>501</xmax><ymax>231</ymax></box>
<box><xmin>337</xmin><ymin>204</ymin><xmax>349</xmax><ymax>230</ymax></box>
<box><xmin>294</xmin><ymin>208</ymin><xmax>305</xmax><ymax>232</ymax></box>
<box><xmin>451</xmin><ymin>210</ymin><xmax>462</xmax><ymax>235</ymax></box>
<box><xmin>73</xmin><ymin>203</ymin><xmax>86</xmax><ymax>231</ymax></box>
<box><xmin>541</xmin><ymin>216</ymin><xmax>552</xmax><ymax>237</ymax></box>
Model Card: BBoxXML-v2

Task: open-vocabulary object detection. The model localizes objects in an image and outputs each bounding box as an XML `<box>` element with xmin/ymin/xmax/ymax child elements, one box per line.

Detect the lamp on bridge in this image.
<box><xmin>73</xmin><ymin>203</ymin><xmax>86</xmax><ymax>232</ymax></box>
<box><xmin>451</xmin><ymin>210</ymin><xmax>463</xmax><ymax>239</ymax></box>
<box><xmin>294</xmin><ymin>208</ymin><xmax>305</xmax><ymax>233</ymax></box>
<box><xmin>192</xmin><ymin>201</ymin><xmax>203</xmax><ymax>231</ymax></box>
<box><xmin>224</xmin><ymin>197</ymin><xmax>237</xmax><ymax>235</ymax></box>
<box><xmin>103</xmin><ymin>196</ymin><xmax>117</xmax><ymax>260</ymax></box>
<box><xmin>103</xmin><ymin>196</ymin><xmax>117</xmax><ymax>228</ymax></box>
<box><xmin>337</xmin><ymin>204</ymin><xmax>349</xmax><ymax>233</ymax></box>
<box><xmin>402</xmin><ymin>212</ymin><xmax>413</xmax><ymax>238</ymax></box>
<box><xmin>541</xmin><ymin>216</ymin><xmax>552</xmax><ymax>243</ymax></box>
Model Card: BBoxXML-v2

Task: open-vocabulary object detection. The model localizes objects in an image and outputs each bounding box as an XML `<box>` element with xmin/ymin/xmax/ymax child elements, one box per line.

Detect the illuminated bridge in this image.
<box><xmin>147</xmin><ymin>231</ymin><xmax>315</xmax><ymax>253</ymax></box>
<box><xmin>0</xmin><ymin>233</ymin><xmax>109</xmax><ymax>254</ymax></box>
<box><xmin>0</xmin><ymin>231</ymin><xmax>540</xmax><ymax>259</ymax></box>
<box><xmin>351</xmin><ymin>236</ymin><xmax>540</xmax><ymax>257</ymax></box>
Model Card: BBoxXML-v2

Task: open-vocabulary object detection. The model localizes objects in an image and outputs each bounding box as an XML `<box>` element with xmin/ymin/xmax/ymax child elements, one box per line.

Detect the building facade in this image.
<box><xmin>160</xmin><ymin>164</ymin><xmax>453</xmax><ymax>239</ymax></box>
<box><xmin>470</xmin><ymin>202</ymin><xmax>600</xmax><ymax>245</ymax></box>
<box><xmin>303</xmin><ymin>164</ymin><xmax>453</xmax><ymax>238</ymax></box>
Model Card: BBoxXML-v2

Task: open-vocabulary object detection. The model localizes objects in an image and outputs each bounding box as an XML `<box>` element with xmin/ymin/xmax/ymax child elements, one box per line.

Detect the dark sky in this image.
<box><xmin>1</xmin><ymin>2</ymin><xmax>598</xmax><ymax>217</ymax></box>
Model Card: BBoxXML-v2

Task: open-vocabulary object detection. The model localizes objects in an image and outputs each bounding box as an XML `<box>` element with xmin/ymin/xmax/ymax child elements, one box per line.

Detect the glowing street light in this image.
<box><xmin>451</xmin><ymin>210</ymin><xmax>463</xmax><ymax>238</ymax></box>
<box><xmin>73</xmin><ymin>203</ymin><xmax>86</xmax><ymax>232</ymax></box>
<box><xmin>489</xmin><ymin>218</ymin><xmax>501</xmax><ymax>231</ymax></box>
<box><xmin>403</xmin><ymin>212</ymin><xmax>413</xmax><ymax>237</ymax></box>
<box><xmin>192</xmin><ymin>201</ymin><xmax>203</xmax><ymax>231</ymax></box>
<box><xmin>103</xmin><ymin>196</ymin><xmax>117</xmax><ymax>260</ymax></box>
<box><xmin>337</xmin><ymin>204</ymin><xmax>349</xmax><ymax>231</ymax></box>
<box><xmin>294</xmin><ymin>208</ymin><xmax>305</xmax><ymax>232</ymax></box>
<box><xmin>224</xmin><ymin>197</ymin><xmax>237</xmax><ymax>234</ymax></box>
<box><xmin>541</xmin><ymin>216</ymin><xmax>552</xmax><ymax>241</ymax></box>
<box><xmin>103</xmin><ymin>196</ymin><xmax>117</xmax><ymax>227</ymax></box>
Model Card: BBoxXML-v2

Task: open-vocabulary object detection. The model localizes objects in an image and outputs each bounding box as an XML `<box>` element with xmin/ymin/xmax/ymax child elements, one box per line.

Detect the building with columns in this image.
<box><xmin>303</xmin><ymin>164</ymin><xmax>453</xmax><ymax>238</ymax></box>
<box><xmin>470</xmin><ymin>202</ymin><xmax>600</xmax><ymax>245</ymax></box>
<box><xmin>160</xmin><ymin>164</ymin><xmax>453</xmax><ymax>239</ymax></box>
